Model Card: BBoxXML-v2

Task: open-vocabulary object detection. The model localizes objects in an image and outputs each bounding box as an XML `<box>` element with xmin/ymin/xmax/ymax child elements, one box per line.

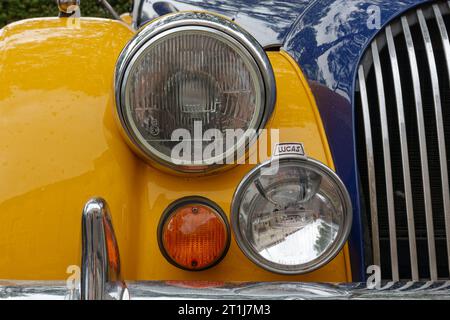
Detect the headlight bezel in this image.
<box><xmin>230</xmin><ymin>155</ymin><xmax>353</xmax><ymax>275</ymax></box>
<box><xmin>114</xmin><ymin>12</ymin><xmax>276</xmax><ymax>173</ymax></box>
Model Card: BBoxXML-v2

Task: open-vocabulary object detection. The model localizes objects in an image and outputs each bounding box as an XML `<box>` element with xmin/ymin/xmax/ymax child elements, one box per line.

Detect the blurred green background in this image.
<box><xmin>0</xmin><ymin>0</ymin><xmax>132</xmax><ymax>27</ymax></box>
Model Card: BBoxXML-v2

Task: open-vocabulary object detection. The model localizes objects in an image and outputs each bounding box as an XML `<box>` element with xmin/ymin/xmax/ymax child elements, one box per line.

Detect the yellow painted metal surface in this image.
<box><xmin>0</xmin><ymin>18</ymin><xmax>351</xmax><ymax>282</ymax></box>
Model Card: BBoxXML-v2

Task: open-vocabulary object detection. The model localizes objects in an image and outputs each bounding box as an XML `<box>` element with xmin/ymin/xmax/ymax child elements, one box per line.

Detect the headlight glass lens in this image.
<box><xmin>116</xmin><ymin>14</ymin><xmax>275</xmax><ymax>172</ymax></box>
<box><xmin>231</xmin><ymin>157</ymin><xmax>352</xmax><ymax>274</ymax></box>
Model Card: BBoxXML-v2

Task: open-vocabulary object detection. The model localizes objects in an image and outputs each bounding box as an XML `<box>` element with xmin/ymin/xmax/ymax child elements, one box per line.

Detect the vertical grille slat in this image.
<box><xmin>358</xmin><ymin>65</ymin><xmax>381</xmax><ymax>268</ymax></box>
<box><xmin>401</xmin><ymin>17</ymin><xmax>434</xmax><ymax>278</ymax></box>
<box><xmin>433</xmin><ymin>3</ymin><xmax>450</xmax><ymax>276</ymax></box>
<box><xmin>385</xmin><ymin>25</ymin><xmax>420</xmax><ymax>281</ymax></box>
<box><xmin>434</xmin><ymin>4</ymin><xmax>450</xmax><ymax>81</ymax></box>
<box><xmin>418</xmin><ymin>8</ymin><xmax>443</xmax><ymax>280</ymax></box>
<box><xmin>401</xmin><ymin>16</ymin><xmax>436</xmax><ymax>280</ymax></box>
<box><xmin>371</xmin><ymin>40</ymin><xmax>400</xmax><ymax>281</ymax></box>
<box><xmin>356</xmin><ymin>2</ymin><xmax>450</xmax><ymax>281</ymax></box>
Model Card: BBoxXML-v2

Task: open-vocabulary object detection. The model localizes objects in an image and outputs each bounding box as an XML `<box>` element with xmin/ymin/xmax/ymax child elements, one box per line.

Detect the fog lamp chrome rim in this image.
<box><xmin>115</xmin><ymin>12</ymin><xmax>276</xmax><ymax>173</ymax></box>
<box><xmin>230</xmin><ymin>156</ymin><xmax>352</xmax><ymax>275</ymax></box>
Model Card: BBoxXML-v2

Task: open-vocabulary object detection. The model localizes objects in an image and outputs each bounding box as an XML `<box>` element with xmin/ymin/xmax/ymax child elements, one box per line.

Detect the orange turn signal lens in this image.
<box><xmin>158</xmin><ymin>197</ymin><xmax>230</xmax><ymax>271</ymax></box>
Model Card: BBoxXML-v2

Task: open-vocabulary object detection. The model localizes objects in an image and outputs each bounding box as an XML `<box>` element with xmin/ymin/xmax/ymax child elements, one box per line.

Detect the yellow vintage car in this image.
<box><xmin>0</xmin><ymin>0</ymin><xmax>449</xmax><ymax>300</ymax></box>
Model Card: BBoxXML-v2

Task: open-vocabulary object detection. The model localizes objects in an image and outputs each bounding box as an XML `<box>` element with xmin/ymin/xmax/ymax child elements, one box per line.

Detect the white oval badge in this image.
<box><xmin>273</xmin><ymin>143</ymin><xmax>306</xmax><ymax>157</ymax></box>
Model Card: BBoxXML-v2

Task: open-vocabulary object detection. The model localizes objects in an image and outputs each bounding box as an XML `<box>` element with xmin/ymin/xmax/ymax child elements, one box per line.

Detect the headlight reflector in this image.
<box><xmin>231</xmin><ymin>156</ymin><xmax>352</xmax><ymax>274</ymax></box>
<box><xmin>115</xmin><ymin>12</ymin><xmax>275</xmax><ymax>172</ymax></box>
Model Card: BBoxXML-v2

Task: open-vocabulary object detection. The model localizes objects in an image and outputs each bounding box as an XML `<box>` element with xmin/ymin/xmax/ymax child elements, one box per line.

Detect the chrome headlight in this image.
<box><xmin>231</xmin><ymin>156</ymin><xmax>352</xmax><ymax>274</ymax></box>
<box><xmin>115</xmin><ymin>12</ymin><xmax>276</xmax><ymax>173</ymax></box>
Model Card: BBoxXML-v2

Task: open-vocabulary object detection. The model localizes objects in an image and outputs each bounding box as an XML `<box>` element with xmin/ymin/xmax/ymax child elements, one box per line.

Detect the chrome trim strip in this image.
<box><xmin>357</xmin><ymin>65</ymin><xmax>381</xmax><ymax>269</ymax></box>
<box><xmin>385</xmin><ymin>25</ymin><xmax>419</xmax><ymax>281</ymax></box>
<box><xmin>402</xmin><ymin>15</ymin><xmax>437</xmax><ymax>281</ymax></box>
<box><xmin>371</xmin><ymin>40</ymin><xmax>399</xmax><ymax>281</ymax></box>
<box><xmin>2</xmin><ymin>281</ymin><xmax>450</xmax><ymax>300</ymax></box>
<box><xmin>417</xmin><ymin>9</ymin><xmax>440</xmax><ymax>280</ymax></box>
<box><xmin>81</xmin><ymin>198</ymin><xmax>129</xmax><ymax>300</ymax></box>
<box><xmin>432</xmin><ymin>3</ymin><xmax>450</xmax><ymax>276</ymax></box>
<box><xmin>126</xmin><ymin>280</ymin><xmax>450</xmax><ymax>299</ymax></box>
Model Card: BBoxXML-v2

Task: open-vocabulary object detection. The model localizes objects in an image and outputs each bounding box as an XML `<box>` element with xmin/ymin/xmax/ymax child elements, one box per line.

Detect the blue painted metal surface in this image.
<box><xmin>137</xmin><ymin>0</ymin><xmax>313</xmax><ymax>47</ymax></box>
<box><xmin>138</xmin><ymin>0</ymin><xmax>435</xmax><ymax>281</ymax></box>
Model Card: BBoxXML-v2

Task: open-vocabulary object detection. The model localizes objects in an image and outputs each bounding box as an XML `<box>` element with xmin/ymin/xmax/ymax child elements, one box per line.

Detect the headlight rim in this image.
<box><xmin>114</xmin><ymin>11</ymin><xmax>276</xmax><ymax>173</ymax></box>
<box><xmin>230</xmin><ymin>155</ymin><xmax>353</xmax><ymax>275</ymax></box>
<box><xmin>121</xmin><ymin>25</ymin><xmax>266</xmax><ymax>167</ymax></box>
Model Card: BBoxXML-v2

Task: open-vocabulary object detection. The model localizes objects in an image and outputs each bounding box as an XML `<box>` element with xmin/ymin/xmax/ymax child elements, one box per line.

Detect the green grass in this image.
<box><xmin>0</xmin><ymin>0</ymin><xmax>132</xmax><ymax>27</ymax></box>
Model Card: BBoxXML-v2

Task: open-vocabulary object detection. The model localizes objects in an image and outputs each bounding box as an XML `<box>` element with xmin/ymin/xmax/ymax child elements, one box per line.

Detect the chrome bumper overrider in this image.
<box><xmin>81</xmin><ymin>198</ymin><xmax>128</xmax><ymax>300</ymax></box>
<box><xmin>0</xmin><ymin>280</ymin><xmax>449</xmax><ymax>300</ymax></box>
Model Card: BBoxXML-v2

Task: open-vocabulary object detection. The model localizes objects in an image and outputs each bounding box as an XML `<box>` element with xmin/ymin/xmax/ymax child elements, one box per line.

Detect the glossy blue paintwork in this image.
<box><xmin>138</xmin><ymin>0</ymin><xmax>433</xmax><ymax>281</ymax></box>
<box><xmin>137</xmin><ymin>0</ymin><xmax>313</xmax><ymax>47</ymax></box>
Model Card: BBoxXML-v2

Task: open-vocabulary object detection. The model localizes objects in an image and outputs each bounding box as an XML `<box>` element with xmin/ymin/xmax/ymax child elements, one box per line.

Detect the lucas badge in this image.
<box><xmin>273</xmin><ymin>143</ymin><xmax>306</xmax><ymax>157</ymax></box>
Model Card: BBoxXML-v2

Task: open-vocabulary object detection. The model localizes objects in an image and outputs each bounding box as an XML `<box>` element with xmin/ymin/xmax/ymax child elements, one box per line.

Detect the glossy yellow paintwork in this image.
<box><xmin>0</xmin><ymin>18</ymin><xmax>351</xmax><ymax>282</ymax></box>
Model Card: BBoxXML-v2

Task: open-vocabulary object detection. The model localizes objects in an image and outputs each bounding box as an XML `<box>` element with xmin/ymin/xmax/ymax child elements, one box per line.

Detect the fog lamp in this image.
<box><xmin>231</xmin><ymin>156</ymin><xmax>352</xmax><ymax>274</ymax></box>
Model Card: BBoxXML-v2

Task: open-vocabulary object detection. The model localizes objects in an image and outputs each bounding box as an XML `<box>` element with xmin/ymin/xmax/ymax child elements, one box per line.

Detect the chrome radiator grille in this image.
<box><xmin>356</xmin><ymin>1</ymin><xmax>450</xmax><ymax>281</ymax></box>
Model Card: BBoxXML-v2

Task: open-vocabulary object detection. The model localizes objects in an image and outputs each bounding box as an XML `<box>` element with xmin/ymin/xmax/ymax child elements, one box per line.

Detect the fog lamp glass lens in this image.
<box><xmin>231</xmin><ymin>158</ymin><xmax>352</xmax><ymax>274</ymax></box>
<box><xmin>160</xmin><ymin>201</ymin><xmax>229</xmax><ymax>270</ymax></box>
<box><xmin>124</xmin><ymin>28</ymin><xmax>264</xmax><ymax>166</ymax></box>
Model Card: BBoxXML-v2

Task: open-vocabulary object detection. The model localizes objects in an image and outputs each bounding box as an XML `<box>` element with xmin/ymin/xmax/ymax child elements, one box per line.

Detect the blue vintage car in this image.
<box><xmin>0</xmin><ymin>0</ymin><xmax>449</xmax><ymax>299</ymax></box>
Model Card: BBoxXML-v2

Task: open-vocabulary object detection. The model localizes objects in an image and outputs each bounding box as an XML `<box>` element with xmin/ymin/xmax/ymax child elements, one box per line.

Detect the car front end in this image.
<box><xmin>0</xmin><ymin>0</ymin><xmax>449</xmax><ymax>300</ymax></box>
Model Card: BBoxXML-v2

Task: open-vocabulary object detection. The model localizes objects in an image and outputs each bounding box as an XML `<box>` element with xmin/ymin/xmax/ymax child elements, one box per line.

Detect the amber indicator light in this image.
<box><xmin>158</xmin><ymin>198</ymin><xmax>230</xmax><ymax>271</ymax></box>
